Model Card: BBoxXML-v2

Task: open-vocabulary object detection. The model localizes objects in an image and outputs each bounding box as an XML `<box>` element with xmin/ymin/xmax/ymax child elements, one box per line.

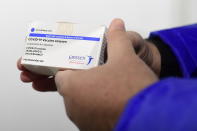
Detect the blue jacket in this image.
<box><xmin>115</xmin><ymin>24</ymin><xmax>197</xmax><ymax>131</ymax></box>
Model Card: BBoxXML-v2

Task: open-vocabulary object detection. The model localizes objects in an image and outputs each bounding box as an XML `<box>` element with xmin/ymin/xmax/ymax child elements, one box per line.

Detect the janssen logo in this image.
<box><xmin>31</xmin><ymin>27</ymin><xmax>52</xmax><ymax>33</ymax></box>
<box><xmin>87</xmin><ymin>56</ymin><xmax>94</xmax><ymax>65</ymax></box>
<box><xmin>69</xmin><ymin>55</ymin><xmax>94</xmax><ymax>65</ymax></box>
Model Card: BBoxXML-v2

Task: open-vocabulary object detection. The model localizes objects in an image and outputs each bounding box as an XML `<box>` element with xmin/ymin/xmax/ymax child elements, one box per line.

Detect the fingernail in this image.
<box><xmin>110</xmin><ymin>18</ymin><xmax>125</xmax><ymax>31</ymax></box>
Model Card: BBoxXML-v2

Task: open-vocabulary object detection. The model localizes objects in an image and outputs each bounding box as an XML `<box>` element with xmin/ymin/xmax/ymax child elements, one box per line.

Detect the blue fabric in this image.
<box><xmin>114</xmin><ymin>24</ymin><xmax>197</xmax><ymax>131</ymax></box>
<box><xmin>149</xmin><ymin>24</ymin><xmax>197</xmax><ymax>78</ymax></box>
<box><xmin>114</xmin><ymin>78</ymin><xmax>197</xmax><ymax>131</ymax></box>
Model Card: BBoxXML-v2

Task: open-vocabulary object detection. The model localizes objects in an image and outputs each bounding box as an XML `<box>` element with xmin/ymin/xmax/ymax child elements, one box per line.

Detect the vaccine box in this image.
<box><xmin>21</xmin><ymin>21</ymin><xmax>106</xmax><ymax>76</ymax></box>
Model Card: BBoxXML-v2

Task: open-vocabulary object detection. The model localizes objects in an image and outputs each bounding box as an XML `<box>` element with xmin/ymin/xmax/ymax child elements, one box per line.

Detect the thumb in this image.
<box><xmin>107</xmin><ymin>19</ymin><xmax>135</xmax><ymax>62</ymax></box>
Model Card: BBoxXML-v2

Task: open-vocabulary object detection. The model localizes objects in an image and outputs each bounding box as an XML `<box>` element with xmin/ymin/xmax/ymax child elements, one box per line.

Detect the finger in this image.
<box><xmin>20</xmin><ymin>71</ymin><xmax>47</xmax><ymax>82</ymax></box>
<box><xmin>107</xmin><ymin>19</ymin><xmax>135</xmax><ymax>62</ymax></box>
<box><xmin>20</xmin><ymin>71</ymin><xmax>33</xmax><ymax>82</ymax></box>
<box><xmin>126</xmin><ymin>31</ymin><xmax>154</xmax><ymax>66</ymax></box>
<box><xmin>32</xmin><ymin>77</ymin><xmax>57</xmax><ymax>92</ymax></box>
<box><xmin>126</xmin><ymin>31</ymin><xmax>145</xmax><ymax>53</ymax></box>
<box><xmin>17</xmin><ymin>58</ymin><xmax>27</xmax><ymax>71</ymax></box>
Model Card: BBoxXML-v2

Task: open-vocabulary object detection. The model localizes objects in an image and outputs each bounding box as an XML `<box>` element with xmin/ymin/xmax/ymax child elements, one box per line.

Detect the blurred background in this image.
<box><xmin>0</xmin><ymin>0</ymin><xmax>196</xmax><ymax>130</ymax></box>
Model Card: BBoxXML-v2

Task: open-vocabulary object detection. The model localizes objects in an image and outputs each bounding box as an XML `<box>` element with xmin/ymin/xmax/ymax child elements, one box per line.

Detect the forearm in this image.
<box><xmin>114</xmin><ymin>78</ymin><xmax>197</xmax><ymax>131</ymax></box>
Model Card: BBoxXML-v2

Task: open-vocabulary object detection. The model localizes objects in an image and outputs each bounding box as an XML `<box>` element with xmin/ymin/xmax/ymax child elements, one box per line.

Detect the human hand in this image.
<box><xmin>17</xmin><ymin>58</ymin><xmax>57</xmax><ymax>91</ymax></box>
<box><xmin>55</xmin><ymin>19</ymin><xmax>158</xmax><ymax>131</ymax></box>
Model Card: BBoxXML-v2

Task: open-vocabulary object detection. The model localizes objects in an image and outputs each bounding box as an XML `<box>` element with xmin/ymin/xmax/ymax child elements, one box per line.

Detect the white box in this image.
<box><xmin>21</xmin><ymin>21</ymin><xmax>106</xmax><ymax>76</ymax></box>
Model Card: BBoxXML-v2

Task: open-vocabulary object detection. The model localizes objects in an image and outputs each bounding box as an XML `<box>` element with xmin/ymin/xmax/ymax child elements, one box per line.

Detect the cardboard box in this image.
<box><xmin>21</xmin><ymin>21</ymin><xmax>106</xmax><ymax>75</ymax></box>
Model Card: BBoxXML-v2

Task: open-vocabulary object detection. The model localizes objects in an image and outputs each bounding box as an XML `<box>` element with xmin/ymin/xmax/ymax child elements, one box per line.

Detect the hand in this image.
<box><xmin>55</xmin><ymin>19</ymin><xmax>158</xmax><ymax>131</ymax></box>
<box><xmin>17</xmin><ymin>58</ymin><xmax>57</xmax><ymax>92</ymax></box>
<box><xmin>125</xmin><ymin>31</ymin><xmax>161</xmax><ymax>76</ymax></box>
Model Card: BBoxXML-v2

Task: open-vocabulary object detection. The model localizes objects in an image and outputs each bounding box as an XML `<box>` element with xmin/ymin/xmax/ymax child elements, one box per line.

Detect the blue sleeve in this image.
<box><xmin>149</xmin><ymin>24</ymin><xmax>197</xmax><ymax>78</ymax></box>
<box><xmin>114</xmin><ymin>78</ymin><xmax>197</xmax><ymax>131</ymax></box>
